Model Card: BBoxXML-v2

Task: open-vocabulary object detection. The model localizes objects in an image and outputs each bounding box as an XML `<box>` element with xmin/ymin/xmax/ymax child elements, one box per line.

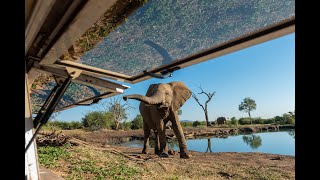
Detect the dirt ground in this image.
<box><xmin>41</xmin><ymin>128</ymin><xmax>295</xmax><ymax>179</ymax></box>
<box><xmin>115</xmin><ymin>145</ymin><xmax>295</xmax><ymax>180</ymax></box>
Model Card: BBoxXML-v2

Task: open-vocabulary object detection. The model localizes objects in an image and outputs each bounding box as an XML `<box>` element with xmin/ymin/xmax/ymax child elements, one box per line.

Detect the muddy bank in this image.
<box><xmin>63</xmin><ymin>125</ymin><xmax>294</xmax><ymax>145</ymax></box>
<box><xmin>171</xmin><ymin>124</ymin><xmax>294</xmax><ymax>140</ymax></box>
<box><xmin>126</xmin><ymin>124</ymin><xmax>294</xmax><ymax>141</ymax></box>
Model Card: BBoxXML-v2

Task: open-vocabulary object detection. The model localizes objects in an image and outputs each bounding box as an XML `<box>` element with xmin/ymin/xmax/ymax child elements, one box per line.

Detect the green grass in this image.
<box><xmin>38</xmin><ymin>145</ymin><xmax>141</xmax><ymax>180</ymax></box>
<box><xmin>67</xmin><ymin>159</ymin><xmax>140</xmax><ymax>180</ymax></box>
<box><xmin>38</xmin><ymin>146</ymin><xmax>70</xmax><ymax>168</ymax></box>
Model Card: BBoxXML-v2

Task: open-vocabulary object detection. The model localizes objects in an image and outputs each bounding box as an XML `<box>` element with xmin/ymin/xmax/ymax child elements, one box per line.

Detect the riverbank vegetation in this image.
<box><xmin>44</xmin><ymin>110</ymin><xmax>295</xmax><ymax>131</ymax></box>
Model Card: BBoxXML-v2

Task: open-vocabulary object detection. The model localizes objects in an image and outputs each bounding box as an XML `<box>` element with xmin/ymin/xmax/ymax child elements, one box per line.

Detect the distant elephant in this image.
<box><xmin>216</xmin><ymin>117</ymin><xmax>227</xmax><ymax>125</ymax></box>
<box><xmin>123</xmin><ymin>82</ymin><xmax>192</xmax><ymax>158</ymax></box>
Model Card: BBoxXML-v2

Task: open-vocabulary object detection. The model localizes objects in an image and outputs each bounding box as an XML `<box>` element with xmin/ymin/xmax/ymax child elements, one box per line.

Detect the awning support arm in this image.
<box><xmin>74</xmin><ymin>98</ymin><xmax>102</xmax><ymax>106</ymax></box>
<box><xmin>143</xmin><ymin>67</ymin><xmax>180</xmax><ymax>79</ymax></box>
<box><xmin>25</xmin><ymin>76</ymin><xmax>72</xmax><ymax>153</ymax></box>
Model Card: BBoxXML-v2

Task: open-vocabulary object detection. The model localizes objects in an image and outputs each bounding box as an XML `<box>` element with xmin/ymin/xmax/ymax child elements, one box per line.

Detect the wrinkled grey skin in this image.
<box><xmin>123</xmin><ymin>82</ymin><xmax>192</xmax><ymax>158</ymax></box>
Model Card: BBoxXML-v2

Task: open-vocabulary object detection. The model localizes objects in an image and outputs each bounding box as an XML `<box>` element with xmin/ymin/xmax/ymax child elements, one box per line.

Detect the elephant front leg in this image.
<box><xmin>170</xmin><ymin>112</ymin><xmax>191</xmax><ymax>159</ymax></box>
<box><xmin>156</xmin><ymin>121</ymin><xmax>169</xmax><ymax>158</ymax></box>
<box><xmin>142</xmin><ymin>128</ymin><xmax>151</xmax><ymax>154</ymax></box>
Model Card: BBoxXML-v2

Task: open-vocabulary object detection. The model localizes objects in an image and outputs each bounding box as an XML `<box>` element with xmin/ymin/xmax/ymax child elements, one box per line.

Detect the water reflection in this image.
<box><xmin>205</xmin><ymin>139</ymin><xmax>213</xmax><ymax>153</ymax></box>
<box><xmin>242</xmin><ymin>135</ymin><xmax>262</xmax><ymax>149</ymax></box>
<box><xmin>288</xmin><ymin>130</ymin><xmax>295</xmax><ymax>139</ymax></box>
<box><xmin>121</xmin><ymin>131</ymin><xmax>295</xmax><ymax>156</ymax></box>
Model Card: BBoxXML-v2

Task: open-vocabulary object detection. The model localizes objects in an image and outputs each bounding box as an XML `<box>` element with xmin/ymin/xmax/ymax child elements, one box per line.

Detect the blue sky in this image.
<box><xmin>55</xmin><ymin>33</ymin><xmax>295</xmax><ymax>122</ymax></box>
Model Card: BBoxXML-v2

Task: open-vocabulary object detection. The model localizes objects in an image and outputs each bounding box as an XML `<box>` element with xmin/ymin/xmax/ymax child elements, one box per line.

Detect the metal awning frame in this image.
<box><xmin>41</xmin><ymin>17</ymin><xmax>295</xmax><ymax>84</ymax></box>
<box><xmin>26</xmin><ymin>0</ymin><xmax>295</xmax><ymax>84</ymax></box>
<box><xmin>30</xmin><ymin>62</ymin><xmax>129</xmax><ymax>113</ymax></box>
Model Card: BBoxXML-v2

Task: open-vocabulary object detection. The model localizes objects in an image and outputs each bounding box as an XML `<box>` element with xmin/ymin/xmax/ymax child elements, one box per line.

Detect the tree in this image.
<box><xmin>231</xmin><ymin>117</ymin><xmax>238</xmax><ymax>125</ymax></box>
<box><xmin>100</xmin><ymin>97</ymin><xmax>132</xmax><ymax>130</ymax></box>
<box><xmin>238</xmin><ymin>97</ymin><xmax>256</xmax><ymax>124</ymax></box>
<box><xmin>131</xmin><ymin>114</ymin><xmax>143</xmax><ymax>130</ymax></box>
<box><xmin>283</xmin><ymin>111</ymin><xmax>295</xmax><ymax>124</ymax></box>
<box><xmin>192</xmin><ymin>86</ymin><xmax>216</xmax><ymax>127</ymax></box>
<box><xmin>242</xmin><ymin>135</ymin><xmax>262</xmax><ymax>149</ymax></box>
<box><xmin>205</xmin><ymin>139</ymin><xmax>213</xmax><ymax>153</ymax></box>
<box><xmin>178</xmin><ymin>109</ymin><xmax>182</xmax><ymax>115</ymax></box>
<box><xmin>82</xmin><ymin>111</ymin><xmax>114</xmax><ymax>130</ymax></box>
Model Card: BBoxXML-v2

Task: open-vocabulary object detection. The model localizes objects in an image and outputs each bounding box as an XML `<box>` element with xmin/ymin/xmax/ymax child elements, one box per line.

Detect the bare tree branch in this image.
<box><xmin>192</xmin><ymin>85</ymin><xmax>216</xmax><ymax>127</ymax></box>
<box><xmin>192</xmin><ymin>93</ymin><xmax>205</xmax><ymax>111</ymax></box>
<box><xmin>96</xmin><ymin>96</ymin><xmax>134</xmax><ymax>130</ymax></box>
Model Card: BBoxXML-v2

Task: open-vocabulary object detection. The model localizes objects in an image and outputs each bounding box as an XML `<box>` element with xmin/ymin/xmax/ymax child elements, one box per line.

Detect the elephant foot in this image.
<box><xmin>159</xmin><ymin>152</ymin><xmax>169</xmax><ymax>158</ymax></box>
<box><xmin>180</xmin><ymin>152</ymin><xmax>192</xmax><ymax>159</ymax></box>
<box><xmin>142</xmin><ymin>150</ymin><xmax>147</xmax><ymax>154</ymax></box>
<box><xmin>155</xmin><ymin>150</ymin><xmax>160</xmax><ymax>155</ymax></box>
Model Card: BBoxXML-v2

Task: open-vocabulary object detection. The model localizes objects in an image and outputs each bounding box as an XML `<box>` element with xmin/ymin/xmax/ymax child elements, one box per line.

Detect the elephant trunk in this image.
<box><xmin>123</xmin><ymin>93</ymin><xmax>164</xmax><ymax>105</ymax></box>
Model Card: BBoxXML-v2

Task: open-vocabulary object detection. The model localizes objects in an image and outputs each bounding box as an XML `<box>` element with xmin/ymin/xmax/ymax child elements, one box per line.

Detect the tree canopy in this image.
<box><xmin>239</xmin><ymin>97</ymin><xmax>257</xmax><ymax>123</ymax></box>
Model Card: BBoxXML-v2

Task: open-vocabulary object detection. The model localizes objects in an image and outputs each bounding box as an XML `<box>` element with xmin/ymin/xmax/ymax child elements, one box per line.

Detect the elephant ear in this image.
<box><xmin>169</xmin><ymin>82</ymin><xmax>192</xmax><ymax>111</ymax></box>
<box><xmin>145</xmin><ymin>84</ymin><xmax>157</xmax><ymax>96</ymax></box>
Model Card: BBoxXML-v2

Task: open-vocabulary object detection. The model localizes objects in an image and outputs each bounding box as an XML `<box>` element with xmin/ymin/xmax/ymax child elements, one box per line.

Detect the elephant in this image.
<box><xmin>216</xmin><ymin>117</ymin><xmax>227</xmax><ymax>125</ymax></box>
<box><xmin>123</xmin><ymin>81</ymin><xmax>192</xmax><ymax>158</ymax></box>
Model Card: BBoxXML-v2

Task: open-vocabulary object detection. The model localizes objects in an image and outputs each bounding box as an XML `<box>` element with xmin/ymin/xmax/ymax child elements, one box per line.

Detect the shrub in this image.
<box><xmin>121</xmin><ymin>121</ymin><xmax>132</xmax><ymax>130</ymax></box>
<box><xmin>193</xmin><ymin>121</ymin><xmax>201</xmax><ymax>127</ymax></box>
<box><xmin>238</xmin><ymin>117</ymin><xmax>251</xmax><ymax>125</ymax></box>
<box><xmin>200</xmin><ymin>121</ymin><xmax>206</xmax><ymax>126</ymax></box>
<box><xmin>264</xmin><ymin>118</ymin><xmax>275</xmax><ymax>124</ymax></box>
<box><xmin>69</xmin><ymin>121</ymin><xmax>83</xmax><ymax>129</ymax></box>
<box><xmin>181</xmin><ymin>122</ymin><xmax>193</xmax><ymax>127</ymax></box>
<box><xmin>43</xmin><ymin>121</ymin><xmax>83</xmax><ymax>130</ymax></box>
<box><xmin>225</xmin><ymin>120</ymin><xmax>232</xmax><ymax>125</ymax></box>
<box><xmin>283</xmin><ymin>113</ymin><xmax>295</xmax><ymax>124</ymax></box>
<box><xmin>131</xmin><ymin>115</ymin><xmax>143</xmax><ymax>130</ymax></box>
<box><xmin>82</xmin><ymin>111</ymin><xmax>114</xmax><ymax>130</ymax></box>
<box><xmin>252</xmin><ymin>117</ymin><xmax>264</xmax><ymax>124</ymax></box>
<box><xmin>286</xmin><ymin>117</ymin><xmax>295</xmax><ymax>124</ymax></box>
<box><xmin>231</xmin><ymin>117</ymin><xmax>238</xmax><ymax>125</ymax></box>
<box><xmin>274</xmin><ymin>116</ymin><xmax>285</xmax><ymax>125</ymax></box>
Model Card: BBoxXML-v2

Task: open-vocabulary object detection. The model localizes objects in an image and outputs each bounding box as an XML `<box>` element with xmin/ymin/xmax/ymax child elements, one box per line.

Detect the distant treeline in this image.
<box><xmin>43</xmin><ymin>112</ymin><xmax>143</xmax><ymax>131</ymax></box>
<box><xmin>181</xmin><ymin>114</ymin><xmax>295</xmax><ymax>128</ymax></box>
<box><xmin>43</xmin><ymin>111</ymin><xmax>294</xmax><ymax>131</ymax></box>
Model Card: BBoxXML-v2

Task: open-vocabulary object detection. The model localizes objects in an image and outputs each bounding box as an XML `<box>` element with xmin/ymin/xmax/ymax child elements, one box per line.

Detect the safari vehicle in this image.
<box><xmin>25</xmin><ymin>0</ymin><xmax>294</xmax><ymax>179</ymax></box>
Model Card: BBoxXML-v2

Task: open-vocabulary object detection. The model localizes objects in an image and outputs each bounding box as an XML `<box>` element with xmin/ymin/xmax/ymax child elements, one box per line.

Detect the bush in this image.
<box><xmin>225</xmin><ymin>120</ymin><xmax>232</xmax><ymax>125</ymax></box>
<box><xmin>121</xmin><ymin>121</ymin><xmax>132</xmax><ymax>130</ymax></box>
<box><xmin>264</xmin><ymin>118</ymin><xmax>275</xmax><ymax>124</ymax></box>
<box><xmin>252</xmin><ymin>117</ymin><xmax>264</xmax><ymax>124</ymax></box>
<box><xmin>43</xmin><ymin>121</ymin><xmax>83</xmax><ymax>130</ymax></box>
<box><xmin>181</xmin><ymin>122</ymin><xmax>193</xmax><ymax>127</ymax></box>
<box><xmin>238</xmin><ymin>117</ymin><xmax>251</xmax><ymax>125</ymax></box>
<box><xmin>131</xmin><ymin>115</ymin><xmax>143</xmax><ymax>130</ymax></box>
<box><xmin>283</xmin><ymin>113</ymin><xmax>295</xmax><ymax>124</ymax></box>
<box><xmin>200</xmin><ymin>121</ymin><xmax>206</xmax><ymax>126</ymax></box>
<box><xmin>69</xmin><ymin>121</ymin><xmax>83</xmax><ymax>129</ymax></box>
<box><xmin>231</xmin><ymin>117</ymin><xmax>238</xmax><ymax>125</ymax></box>
<box><xmin>193</xmin><ymin>121</ymin><xmax>201</xmax><ymax>127</ymax></box>
<box><xmin>274</xmin><ymin>116</ymin><xmax>285</xmax><ymax>125</ymax></box>
<box><xmin>82</xmin><ymin>111</ymin><xmax>114</xmax><ymax>130</ymax></box>
<box><xmin>286</xmin><ymin>117</ymin><xmax>295</xmax><ymax>124</ymax></box>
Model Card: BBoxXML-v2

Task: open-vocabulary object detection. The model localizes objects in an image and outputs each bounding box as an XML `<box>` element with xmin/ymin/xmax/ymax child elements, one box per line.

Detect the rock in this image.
<box><xmin>102</xmin><ymin>144</ymin><xmax>111</xmax><ymax>148</ymax></box>
<box><xmin>271</xmin><ymin>156</ymin><xmax>284</xmax><ymax>160</ymax></box>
